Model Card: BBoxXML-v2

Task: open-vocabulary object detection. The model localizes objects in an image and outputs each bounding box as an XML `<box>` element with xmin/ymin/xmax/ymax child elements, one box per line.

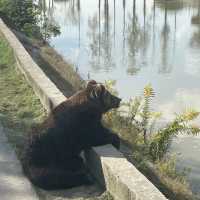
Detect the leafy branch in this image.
<box><xmin>149</xmin><ymin>109</ymin><xmax>200</xmax><ymax>160</ymax></box>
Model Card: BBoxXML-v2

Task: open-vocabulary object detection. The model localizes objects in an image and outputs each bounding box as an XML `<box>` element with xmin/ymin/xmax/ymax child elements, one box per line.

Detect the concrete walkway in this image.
<box><xmin>0</xmin><ymin>123</ymin><xmax>39</xmax><ymax>200</ymax></box>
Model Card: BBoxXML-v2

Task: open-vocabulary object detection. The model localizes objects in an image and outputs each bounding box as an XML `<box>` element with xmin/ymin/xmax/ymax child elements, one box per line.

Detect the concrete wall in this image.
<box><xmin>85</xmin><ymin>146</ymin><xmax>167</xmax><ymax>200</ymax></box>
<box><xmin>0</xmin><ymin>19</ymin><xmax>66</xmax><ymax>112</ymax></box>
<box><xmin>0</xmin><ymin>18</ymin><xmax>168</xmax><ymax>200</ymax></box>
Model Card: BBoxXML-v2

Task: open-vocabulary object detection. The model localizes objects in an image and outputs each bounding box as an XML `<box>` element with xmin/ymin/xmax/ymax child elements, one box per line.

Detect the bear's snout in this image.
<box><xmin>113</xmin><ymin>96</ymin><xmax>121</xmax><ymax>108</ymax></box>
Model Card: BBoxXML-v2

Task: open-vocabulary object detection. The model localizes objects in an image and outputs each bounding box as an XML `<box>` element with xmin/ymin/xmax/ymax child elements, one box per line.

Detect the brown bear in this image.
<box><xmin>22</xmin><ymin>80</ymin><xmax>121</xmax><ymax>190</ymax></box>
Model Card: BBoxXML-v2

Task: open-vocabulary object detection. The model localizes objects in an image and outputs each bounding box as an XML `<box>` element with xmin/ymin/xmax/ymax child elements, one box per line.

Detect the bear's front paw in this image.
<box><xmin>111</xmin><ymin>134</ymin><xmax>120</xmax><ymax>149</ymax></box>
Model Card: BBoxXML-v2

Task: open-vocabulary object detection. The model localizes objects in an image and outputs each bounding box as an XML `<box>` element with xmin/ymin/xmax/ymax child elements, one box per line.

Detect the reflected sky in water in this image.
<box><xmin>44</xmin><ymin>0</ymin><xmax>200</xmax><ymax>193</ymax></box>
<box><xmin>45</xmin><ymin>0</ymin><xmax>200</xmax><ymax>121</ymax></box>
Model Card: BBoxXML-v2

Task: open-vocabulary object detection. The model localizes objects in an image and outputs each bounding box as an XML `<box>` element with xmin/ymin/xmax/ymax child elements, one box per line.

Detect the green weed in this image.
<box><xmin>104</xmin><ymin>80</ymin><xmax>200</xmax><ymax>200</ymax></box>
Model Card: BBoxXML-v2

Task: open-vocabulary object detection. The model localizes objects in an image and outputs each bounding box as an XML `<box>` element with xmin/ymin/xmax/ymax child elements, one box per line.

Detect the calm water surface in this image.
<box><xmin>45</xmin><ymin>0</ymin><xmax>200</xmax><ymax>193</ymax></box>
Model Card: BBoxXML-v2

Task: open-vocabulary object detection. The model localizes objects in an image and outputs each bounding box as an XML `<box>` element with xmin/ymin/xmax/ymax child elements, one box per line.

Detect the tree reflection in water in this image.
<box><xmin>87</xmin><ymin>0</ymin><xmax>115</xmax><ymax>73</ymax></box>
<box><xmin>160</xmin><ymin>1</ymin><xmax>171</xmax><ymax>74</ymax></box>
<box><xmin>126</xmin><ymin>0</ymin><xmax>150</xmax><ymax>75</ymax></box>
<box><xmin>191</xmin><ymin>1</ymin><xmax>200</xmax><ymax>48</ymax></box>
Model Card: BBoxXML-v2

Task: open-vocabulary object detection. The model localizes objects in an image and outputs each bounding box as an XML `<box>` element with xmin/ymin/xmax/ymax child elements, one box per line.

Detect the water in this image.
<box><xmin>44</xmin><ymin>0</ymin><xmax>200</xmax><ymax>193</ymax></box>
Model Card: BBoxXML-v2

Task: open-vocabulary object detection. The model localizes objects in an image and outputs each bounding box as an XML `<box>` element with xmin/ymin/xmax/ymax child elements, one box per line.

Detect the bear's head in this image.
<box><xmin>86</xmin><ymin>80</ymin><xmax>121</xmax><ymax>112</ymax></box>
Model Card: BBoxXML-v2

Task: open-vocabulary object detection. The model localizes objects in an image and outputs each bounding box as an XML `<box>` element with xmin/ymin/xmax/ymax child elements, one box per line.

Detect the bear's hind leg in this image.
<box><xmin>26</xmin><ymin>165</ymin><xmax>92</xmax><ymax>190</ymax></box>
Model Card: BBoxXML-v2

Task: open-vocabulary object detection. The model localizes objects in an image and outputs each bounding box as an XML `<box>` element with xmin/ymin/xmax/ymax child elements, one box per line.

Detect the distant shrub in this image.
<box><xmin>0</xmin><ymin>0</ymin><xmax>60</xmax><ymax>40</ymax></box>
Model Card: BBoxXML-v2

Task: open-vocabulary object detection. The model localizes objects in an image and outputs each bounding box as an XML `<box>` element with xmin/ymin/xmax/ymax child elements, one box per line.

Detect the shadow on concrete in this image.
<box><xmin>84</xmin><ymin>145</ymin><xmax>125</xmax><ymax>188</ymax></box>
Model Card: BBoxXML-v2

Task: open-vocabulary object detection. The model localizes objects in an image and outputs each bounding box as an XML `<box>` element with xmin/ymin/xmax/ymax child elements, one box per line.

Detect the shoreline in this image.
<box><xmin>0</xmin><ymin>16</ymin><xmax>199</xmax><ymax>200</ymax></box>
<box><xmin>12</xmin><ymin>30</ymin><xmax>85</xmax><ymax>97</ymax></box>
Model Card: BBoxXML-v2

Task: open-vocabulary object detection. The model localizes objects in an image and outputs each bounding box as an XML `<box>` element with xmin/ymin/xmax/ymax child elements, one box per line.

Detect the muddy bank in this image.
<box><xmin>13</xmin><ymin>30</ymin><xmax>85</xmax><ymax>97</ymax></box>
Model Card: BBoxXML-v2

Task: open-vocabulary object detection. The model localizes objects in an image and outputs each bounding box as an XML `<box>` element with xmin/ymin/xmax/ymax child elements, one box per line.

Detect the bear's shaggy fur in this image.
<box><xmin>22</xmin><ymin>80</ymin><xmax>121</xmax><ymax>190</ymax></box>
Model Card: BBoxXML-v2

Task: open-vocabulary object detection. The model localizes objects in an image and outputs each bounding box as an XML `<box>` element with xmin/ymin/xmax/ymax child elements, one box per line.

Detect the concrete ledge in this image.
<box><xmin>0</xmin><ymin>18</ymin><xmax>168</xmax><ymax>200</ymax></box>
<box><xmin>85</xmin><ymin>145</ymin><xmax>167</xmax><ymax>200</ymax></box>
<box><xmin>0</xmin><ymin>19</ymin><xmax>66</xmax><ymax>112</ymax></box>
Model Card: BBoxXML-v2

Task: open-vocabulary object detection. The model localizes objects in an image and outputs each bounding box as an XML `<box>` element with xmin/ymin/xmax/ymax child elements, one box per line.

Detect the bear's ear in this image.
<box><xmin>86</xmin><ymin>80</ymin><xmax>97</xmax><ymax>89</ymax></box>
<box><xmin>90</xmin><ymin>84</ymin><xmax>105</xmax><ymax>99</ymax></box>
